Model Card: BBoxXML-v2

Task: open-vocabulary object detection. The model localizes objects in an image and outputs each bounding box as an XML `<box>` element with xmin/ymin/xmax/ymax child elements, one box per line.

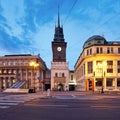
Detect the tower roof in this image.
<box><xmin>53</xmin><ymin>5</ymin><xmax>65</xmax><ymax>42</ymax></box>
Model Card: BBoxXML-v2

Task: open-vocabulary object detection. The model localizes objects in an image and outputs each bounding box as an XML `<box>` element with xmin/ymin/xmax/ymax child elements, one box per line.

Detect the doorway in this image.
<box><xmin>88</xmin><ymin>79</ymin><xmax>92</xmax><ymax>91</ymax></box>
<box><xmin>57</xmin><ymin>83</ymin><xmax>64</xmax><ymax>91</ymax></box>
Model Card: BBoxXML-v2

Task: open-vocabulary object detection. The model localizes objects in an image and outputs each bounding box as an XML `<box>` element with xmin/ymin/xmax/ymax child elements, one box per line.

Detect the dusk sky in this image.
<box><xmin>0</xmin><ymin>0</ymin><xmax>120</xmax><ymax>70</ymax></box>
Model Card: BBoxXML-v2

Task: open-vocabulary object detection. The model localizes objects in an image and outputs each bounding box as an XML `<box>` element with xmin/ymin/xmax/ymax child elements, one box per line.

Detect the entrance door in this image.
<box><xmin>88</xmin><ymin>79</ymin><xmax>92</xmax><ymax>90</ymax></box>
<box><xmin>57</xmin><ymin>83</ymin><xmax>64</xmax><ymax>91</ymax></box>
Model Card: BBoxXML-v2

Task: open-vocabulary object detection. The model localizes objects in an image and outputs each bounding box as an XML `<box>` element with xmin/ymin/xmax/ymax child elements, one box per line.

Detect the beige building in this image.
<box><xmin>51</xmin><ymin>62</ymin><xmax>69</xmax><ymax>91</ymax></box>
<box><xmin>69</xmin><ymin>70</ymin><xmax>76</xmax><ymax>91</ymax></box>
<box><xmin>0</xmin><ymin>54</ymin><xmax>47</xmax><ymax>92</ymax></box>
<box><xmin>75</xmin><ymin>35</ymin><xmax>120</xmax><ymax>92</ymax></box>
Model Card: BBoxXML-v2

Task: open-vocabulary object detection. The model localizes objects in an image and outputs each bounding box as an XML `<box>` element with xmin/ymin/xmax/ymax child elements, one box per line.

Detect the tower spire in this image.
<box><xmin>58</xmin><ymin>2</ymin><xmax>60</xmax><ymax>27</ymax></box>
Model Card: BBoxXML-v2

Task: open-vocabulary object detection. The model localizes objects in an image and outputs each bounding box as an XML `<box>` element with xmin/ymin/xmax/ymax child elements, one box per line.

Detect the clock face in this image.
<box><xmin>57</xmin><ymin>47</ymin><xmax>62</xmax><ymax>51</ymax></box>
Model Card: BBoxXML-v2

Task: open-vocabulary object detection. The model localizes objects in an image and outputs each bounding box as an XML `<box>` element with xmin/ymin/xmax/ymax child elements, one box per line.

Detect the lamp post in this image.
<box><xmin>97</xmin><ymin>61</ymin><xmax>106</xmax><ymax>93</ymax></box>
<box><xmin>29</xmin><ymin>61</ymin><xmax>39</xmax><ymax>93</ymax></box>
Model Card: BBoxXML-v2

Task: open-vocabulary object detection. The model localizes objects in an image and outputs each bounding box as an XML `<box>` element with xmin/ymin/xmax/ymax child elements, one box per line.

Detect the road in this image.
<box><xmin>0</xmin><ymin>92</ymin><xmax>120</xmax><ymax>120</ymax></box>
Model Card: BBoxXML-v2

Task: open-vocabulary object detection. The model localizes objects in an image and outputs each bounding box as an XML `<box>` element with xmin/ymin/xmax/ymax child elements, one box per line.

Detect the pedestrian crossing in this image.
<box><xmin>0</xmin><ymin>93</ymin><xmax>41</xmax><ymax>109</ymax></box>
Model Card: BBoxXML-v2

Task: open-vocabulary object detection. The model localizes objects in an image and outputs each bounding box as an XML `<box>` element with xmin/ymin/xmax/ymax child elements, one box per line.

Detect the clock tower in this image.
<box><xmin>51</xmin><ymin>8</ymin><xmax>69</xmax><ymax>91</ymax></box>
<box><xmin>52</xmin><ymin>12</ymin><xmax>67</xmax><ymax>62</ymax></box>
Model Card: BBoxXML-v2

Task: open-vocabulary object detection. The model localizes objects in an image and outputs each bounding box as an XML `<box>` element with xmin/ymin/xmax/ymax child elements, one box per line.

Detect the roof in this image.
<box><xmin>83</xmin><ymin>35</ymin><xmax>106</xmax><ymax>48</ymax></box>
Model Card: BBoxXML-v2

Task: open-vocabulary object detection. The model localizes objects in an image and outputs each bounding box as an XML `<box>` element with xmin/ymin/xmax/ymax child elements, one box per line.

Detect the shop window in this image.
<box><xmin>106</xmin><ymin>78</ymin><xmax>113</xmax><ymax>86</ymax></box>
<box><xmin>96</xmin><ymin>78</ymin><xmax>103</xmax><ymax>86</ymax></box>
<box><xmin>117</xmin><ymin>79</ymin><xmax>120</xmax><ymax>87</ymax></box>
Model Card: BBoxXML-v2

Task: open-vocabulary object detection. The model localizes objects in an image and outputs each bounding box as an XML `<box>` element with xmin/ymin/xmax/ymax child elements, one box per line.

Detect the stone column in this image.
<box><xmin>114</xmin><ymin>78</ymin><xmax>117</xmax><ymax>90</ymax></box>
<box><xmin>104</xmin><ymin>77</ymin><xmax>107</xmax><ymax>91</ymax></box>
<box><xmin>20</xmin><ymin>69</ymin><xmax>23</xmax><ymax>81</ymax></box>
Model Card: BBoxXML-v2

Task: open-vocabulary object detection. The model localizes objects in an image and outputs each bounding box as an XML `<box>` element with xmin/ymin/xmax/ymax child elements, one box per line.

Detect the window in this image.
<box><xmin>107</xmin><ymin>61</ymin><xmax>113</xmax><ymax>66</ymax></box>
<box><xmin>90</xmin><ymin>48</ymin><xmax>92</xmax><ymax>54</ymax></box>
<box><xmin>100</xmin><ymin>47</ymin><xmax>103</xmax><ymax>53</ymax></box>
<box><xmin>118</xmin><ymin>48</ymin><xmax>120</xmax><ymax>53</ymax></box>
<box><xmin>28</xmin><ymin>72</ymin><xmax>31</xmax><ymax>76</ymax></box>
<box><xmin>87</xmin><ymin>49</ymin><xmax>92</xmax><ymax>55</ymax></box>
<box><xmin>71</xmin><ymin>75</ymin><xmax>73</xmax><ymax>80</ymax></box>
<box><xmin>107</xmin><ymin>47</ymin><xmax>113</xmax><ymax>54</ymax></box>
<box><xmin>106</xmin><ymin>78</ymin><xmax>113</xmax><ymax>86</ymax></box>
<box><xmin>96</xmin><ymin>47</ymin><xmax>99</xmax><ymax>53</ymax></box>
<box><xmin>117</xmin><ymin>61</ymin><xmax>120</xmax><ymax>73</ymax></box>
<box><xmin>88</xmin><ymin>62</ymin><xmax>93</xmax><ymax>74</ymax></box>
<box><xmin>62</xmin><ymin>73</ymin><xmax>64</xmax><ymax>77</ymax></box>
<box><xmin>111</xmin><ymin>48</ymin><xmax>113</xmax><ymax>53</ymax></box>
<box><xmin>96</xmin><ymin>47</ymin><xmax>103</xmax><ymax>54</ymax></box>
<box><xmin>107</xmin><ymin>61</ymin><xmax>113</xmax><ymax>73</ymax></box>
<box><xmin>117</xmin><ymin>78</ymin><xmax>120</xmax><ymax>87</ymax></box>
<box><xmin>87</xmin><ymin>49</ymin><xmax>89</xmax><ymax>55</ymax></box>
<box><xmin>118</xmin><ymin>61</ymin><xmax>120</xmax><ymax>65</ymax></box>
<box><xmin>55</xmin><ymin>73</ymin><xmax>58</xmax><ymax>77</ymax></box>
<box><xmin>96</xmin><ymin>78</ymin><xmax>103</xmax><ymax>86</ymax></box>
<box><xmin>107</xmin><ymin>69</ymin><xmax>113</xmax><ymax>73</ymax></box>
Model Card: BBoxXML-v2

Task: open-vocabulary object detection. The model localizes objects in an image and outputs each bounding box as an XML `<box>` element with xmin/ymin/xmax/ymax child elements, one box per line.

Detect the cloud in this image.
<box><xmin>0</xmin><ymin>0</ymin><xmax>25</xmax><ymax>39</ymax></box>
<box><xmin>0</xmin><ymin>0</ymin><xmax>120</xmax><ymax>70</ymax></box>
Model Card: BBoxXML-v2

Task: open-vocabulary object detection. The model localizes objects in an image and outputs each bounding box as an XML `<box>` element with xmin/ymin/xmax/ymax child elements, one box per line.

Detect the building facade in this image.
<box><xmin>51</xmin><ymin>12</ymin><xmax>69</xmax><ymax>91</ymax></box>
<box><xmin>75</xmin><ymin>35</ymin><xmax>120</xmax><ymax>92</ymax></box>
<box><xmin>0</xmin><ymin>54</ymin><xmax>47</xmax><ymax>92</ymax></box>
<box><xmin>69</xmin><ymin>70</ymin><xmax>76</xmax><ymax>91</ymax></box>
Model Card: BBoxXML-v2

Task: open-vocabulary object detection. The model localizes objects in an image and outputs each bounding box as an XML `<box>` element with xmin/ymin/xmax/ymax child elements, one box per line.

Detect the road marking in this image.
<box><xmin>53</xmin><ymin>95</ymin><xmax>100</xmax><ymax>100</ymax></box>
<box><xmin>0</xmin><ymin>103</ymin><xmax>18</xmax><ymax>105</ymax></box>
<box><xmin>0</xmin><ymin>106</ymin><xmax>10</xmax><ymax>109</ymax></box>
<box><xmin>0</xmin><ymin>100</ymin><xmax>25</xmax><ymax>103</ymax></box>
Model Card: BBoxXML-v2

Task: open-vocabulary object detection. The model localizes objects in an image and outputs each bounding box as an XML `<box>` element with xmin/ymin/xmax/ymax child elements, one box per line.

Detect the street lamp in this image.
<box><xmin>97</xmin><ymin>61</ymin><xmax>106</xmax><ymax>93</ymax></box>
<box><xmin>29</xmin><ymin>61</ymin><xmax>39</xmax><ymax>93</ymax></box>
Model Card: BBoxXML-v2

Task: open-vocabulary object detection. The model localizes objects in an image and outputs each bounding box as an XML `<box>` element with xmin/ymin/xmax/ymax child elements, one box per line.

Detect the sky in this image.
<box><xmin>0</xmin><ymin>0</ymin><xmax>120</xmax><ymax>70</ymax></box>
